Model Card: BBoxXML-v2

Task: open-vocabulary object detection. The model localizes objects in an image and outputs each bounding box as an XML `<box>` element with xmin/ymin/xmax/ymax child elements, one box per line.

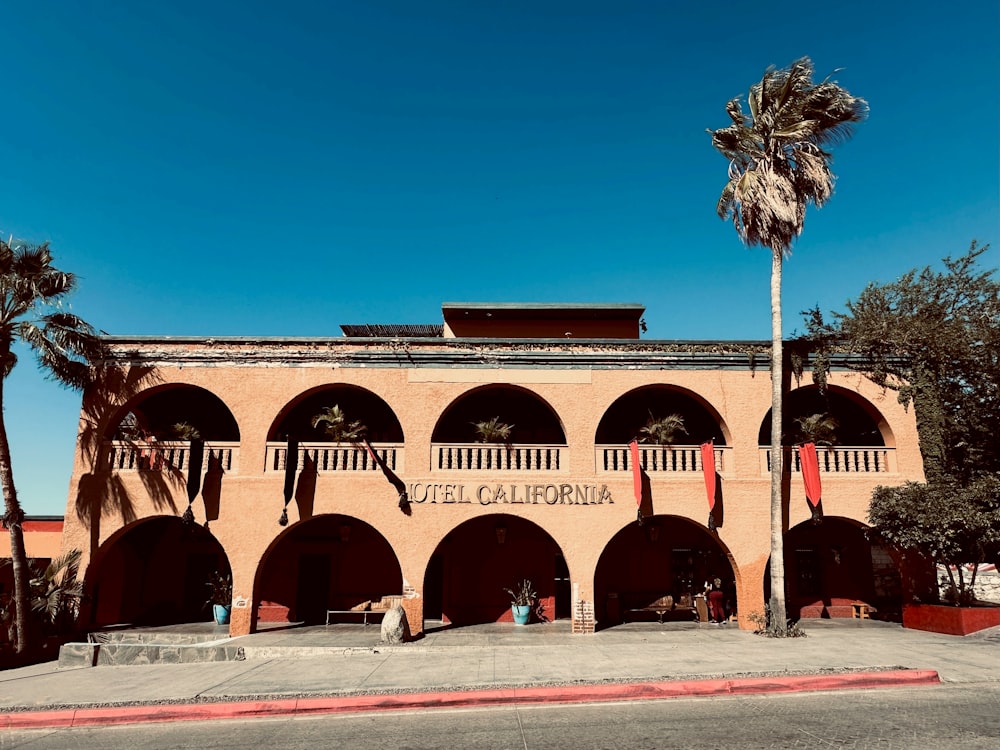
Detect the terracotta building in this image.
<box><xmin>58</xmin><ymin>303</ymin><xmax>924</xmax><ymax>636</ymax></box>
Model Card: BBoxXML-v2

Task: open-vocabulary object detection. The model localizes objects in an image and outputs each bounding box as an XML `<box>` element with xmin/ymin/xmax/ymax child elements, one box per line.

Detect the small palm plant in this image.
<box><xmin>311</xmin><ymin>405</ymin><xmax>367</xmax><ymax>444</ymax></box>
<box><xmin>503</xmin><ymin>578</ymin><xmax>536</xmax><ymax>606</ymax></box>
<box><xmin>639</xmin><ymin>413</ymin><xmax>688</xmax><ymax>446</ymax></box>
<box><xmin>170</xmin><ymin>422</ymin><xmax>202</xmax><ymax>441</ymax></box>
<box><xmin>793</xmin><ymin>413</ymin><xmax>838</xmax><ymax>446</ymax></box>
<box><xmin>29</xmin><ymin>549</ymin><xmax>84</xmax><ymax>637</ymax></box>
<box><xmin>205</xmin><ymin>570</ymin><xmax>233</xmax><ymax>607</ymax></box>
<box><xmin>473</xmin><ymin>416</ymin><xmax>514</xmax><ymax>444</ymax></box>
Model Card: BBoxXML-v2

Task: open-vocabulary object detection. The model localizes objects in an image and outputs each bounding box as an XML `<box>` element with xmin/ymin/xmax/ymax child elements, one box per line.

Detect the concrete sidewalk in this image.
<box><xmin>2</xmin><ymin>619</ymin><xmax>997</xmax><ymax>729</ymax></box>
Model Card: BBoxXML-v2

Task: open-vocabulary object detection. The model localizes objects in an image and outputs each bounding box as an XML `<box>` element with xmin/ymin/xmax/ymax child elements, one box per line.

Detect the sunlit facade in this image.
<box><xmin>59</xmin><ymin>303</ymin><xmax>924</xmax><ymax>636</ymax></box>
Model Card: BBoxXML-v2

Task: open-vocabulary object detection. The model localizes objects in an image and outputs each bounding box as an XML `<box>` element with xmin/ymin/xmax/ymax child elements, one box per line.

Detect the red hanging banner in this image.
<box><xmin>700</xmin><ymin>442</ymin><xmax>716</xmax><ymax>511</ymax></box>
<box><xmin>799</xmin><ymin>442</ymin><xmax>823</xmax><ymax>508</ymax></box>
<box><xmin>629</xmin><ymin>440</ymin><xmax>642</xmax><ymax>509</ymax></box>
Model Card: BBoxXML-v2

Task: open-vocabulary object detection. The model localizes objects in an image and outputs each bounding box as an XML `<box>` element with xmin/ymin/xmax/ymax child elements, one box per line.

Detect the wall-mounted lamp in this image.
<box><xmin>495</xmin><ymin>524</ymin><xmax>507</xmax><ymax>545</ymax></box>
<box><xmin>339</xmin><ymin>523</ymin><xmax>352</xmax><ymax>543</ymax></box>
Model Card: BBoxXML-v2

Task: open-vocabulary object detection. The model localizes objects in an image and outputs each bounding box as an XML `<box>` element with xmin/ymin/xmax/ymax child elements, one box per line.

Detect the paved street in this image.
<box><xmin>1</xmin><ymin>619</ymin><xmax>997</xmax><ymax>732</ymax></box>
<box><xmin>4</xmin><ymin>683</ymin><xmax>999</xmax><ymax>749</ymax></box>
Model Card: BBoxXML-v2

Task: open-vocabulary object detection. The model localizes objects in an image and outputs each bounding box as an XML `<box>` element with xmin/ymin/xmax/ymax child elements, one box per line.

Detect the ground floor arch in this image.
<box><xmin>766</xmin><ymin>516</ymin><xmax>903</xmax><ymax>620</ymax></box>
<box><xmin>84</xmin><ymin>516</ymin><xmax>230</xmax><ymax>627</ymax></box>
<box><xmin>594</xmin><ymin>515</ymin><xmax>736</xmax><ymax>629</ymax></box>
<box><xmin>423</xmin><ymin>513</ymin><xmax>567</xmax><ymax>626</ymax></box>
<box><xmin>254</xmin><ymin>514</ymin><xmax>402</xmax><ymax>626</ymax></box>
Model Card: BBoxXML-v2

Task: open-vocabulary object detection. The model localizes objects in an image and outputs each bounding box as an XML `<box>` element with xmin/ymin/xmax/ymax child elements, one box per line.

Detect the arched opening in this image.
<box><xmin>423</xmin><ymin>514</ymin><xmax>566</xmax><ymax>627</ymax></box>
<box><xmin>254</xmin><ymin>514</ymin><xmax>402</xmax><ymax>626</ymax></box>
<box><xmin>84</xmin><ymin>517</ymin><xmax>230</xmax><ymax>627</ymax></box>
<box><xmin>268</xmin><ymin>385</ymin><xmax>404</xmax><ymax>443</ymax></box>
<box><xmin>432</xmin><ymin>385</ymin><xmax>565</xmax><ymax>444</ymax></box>
<box><xmin>595</xmin><ymin>516</ymin><xmax>736</xmax><ymax>629</ymax></box>
<box><xmin>107</xmin><ymin>385</ymin><xmax>240</xmax><ymax>442</ymax></box>
<box><xmin>765</xmin><ymin>517</ymin><xmax>902</xmax><ymax>621</ymax></box>
<box><xmin>596</xmin><ymin>385</ymin><xmax>728</xmax><ymax>446</ymax></box>
<box><xmin>758</xmin><ymin>385</ymin><xmax>889</xmax><ymax>447</ymax></box>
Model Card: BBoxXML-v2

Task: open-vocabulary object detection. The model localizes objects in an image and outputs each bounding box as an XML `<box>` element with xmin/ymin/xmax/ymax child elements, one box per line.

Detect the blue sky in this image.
<box><xmin>2</xmin><ymin>1</ymin><xmax>997</xmax><ymax>516</ymax></box>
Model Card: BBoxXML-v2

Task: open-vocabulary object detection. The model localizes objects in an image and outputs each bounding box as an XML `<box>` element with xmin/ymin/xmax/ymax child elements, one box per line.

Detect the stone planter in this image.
<box><xmin>902</xmin><ymin>604</ymin><xmax>1000</xmax><ymax>636</ymax></box>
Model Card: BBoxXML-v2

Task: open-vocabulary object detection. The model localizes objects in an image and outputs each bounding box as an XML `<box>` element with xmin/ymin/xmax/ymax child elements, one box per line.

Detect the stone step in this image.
<box><xmin>59</xmin><ymin>639</ymin><xmax>240</xmax><ymax>668</ymax></box>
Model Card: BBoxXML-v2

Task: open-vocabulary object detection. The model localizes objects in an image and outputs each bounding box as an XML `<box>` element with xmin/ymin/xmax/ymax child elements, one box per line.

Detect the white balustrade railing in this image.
<box><xmin>760</xmin><ymin>446</ymin><xmax>895</xmax><ymax>474</ymax></box>
<box><xmin>265</xmin><ymin>442</ymin><xmax>401</xmax><ymax>473</ymax></box>
<box><xmin>103</xmin><ymin>441</ymin><xmax>238</xmax><ymax>473</ymax></box>
<box><xmin>597</xmin><ymin>445</ymin><xmax>730</xmax><ymax>474</ymax></box>
<box><xmin>434</xmin><ymin>444</ymin><xmax>564</xmax><ymax>471</ymax></box>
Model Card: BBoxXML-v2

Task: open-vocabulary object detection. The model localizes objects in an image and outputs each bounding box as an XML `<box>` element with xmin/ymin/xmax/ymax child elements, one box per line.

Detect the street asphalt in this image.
<box><xmin>1</xmin><ymin>618</ymin><xmax>997</xmax><ymax>729</ymax></box>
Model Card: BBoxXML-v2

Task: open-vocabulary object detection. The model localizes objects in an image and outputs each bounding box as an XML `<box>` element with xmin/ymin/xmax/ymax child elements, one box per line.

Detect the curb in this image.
<box><xmin>3</xmin><ymin>669</ymin><xmax>940</xmax><ymax>729</ymax></box>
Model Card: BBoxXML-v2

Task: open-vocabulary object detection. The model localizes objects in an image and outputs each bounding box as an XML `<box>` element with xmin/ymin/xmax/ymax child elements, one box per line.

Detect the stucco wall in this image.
<box><xmin>59</xmin><ymin>338</ymin><xmax>923</xmax><ymax>635</ymax></box>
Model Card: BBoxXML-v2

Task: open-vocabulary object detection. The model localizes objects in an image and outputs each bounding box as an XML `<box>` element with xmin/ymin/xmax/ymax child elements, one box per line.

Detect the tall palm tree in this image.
<box><xmin>0</xmin><ymin>237</ymin><xmax>106</xmax><ymax>653</ymax></box>
<box><xmin>709</xmin><ymin>58</ymin><xmax>866</xmax><ymax>629</ymax></box>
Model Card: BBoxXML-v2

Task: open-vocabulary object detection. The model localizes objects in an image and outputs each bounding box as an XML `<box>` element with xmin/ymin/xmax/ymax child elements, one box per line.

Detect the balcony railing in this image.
<box><xmin>597</xmin><ymin>445</ymin><xmax>730</xmax><ymax>474</ymax></box>
<box><xmin>760</xmin><ymin>446</ymin><xmax>895</xmax><ymax>474</ymax></box>
<box><xmin>265</xmin><ymin>442</ymin><xmax>401</xmax><ymax>473</ymax></box>
<box><xmin>103</xmin><ymin>441</ymin><xmax>239</xmax><ymax>473</ymax></box>
<box><xmin>434</xmin><ymin>444</ymin><xmax>564</xmax><ymax>471</ymax></box>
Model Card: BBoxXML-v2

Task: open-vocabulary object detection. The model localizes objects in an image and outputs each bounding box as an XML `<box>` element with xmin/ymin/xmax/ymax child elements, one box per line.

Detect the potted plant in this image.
<box><xmin>639</xmin><ymin>413</ymin><xmax>687</xmax><ymax>446</ymax></box>
<box><xmin>793</xmin><ymin>413</ymin><xmax>838</xmax><ymax>446</ymax></box>
<box><xmin>206</xmin><ymin>570</ymin><xmax>233</xmax><ymax>625</ymax></box>
<box><xmin>473</xmin><ymin>417</ymin><xmax>513</xmax><ymax>444</ymax></box>
<box><xmin>504</xmin><ymin>578</ymin><xmax>536</xmax><ymax>625</ymax></box>
<box><xmin>311</xmin><ymin>404</ymin><xmax>368</xmax><ymax>444</ymax></box>
<box><xmin>869</xmin><ymin>475</ymin><xmax>1000</xmax><ymax>635</ymax></box>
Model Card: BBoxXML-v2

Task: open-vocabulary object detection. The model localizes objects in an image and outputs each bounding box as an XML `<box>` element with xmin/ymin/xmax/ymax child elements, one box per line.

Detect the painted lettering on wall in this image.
<box><xmin>406</xmin><ymin>482</ymin><xmax>613</xmax><ymax>505</ymax></box>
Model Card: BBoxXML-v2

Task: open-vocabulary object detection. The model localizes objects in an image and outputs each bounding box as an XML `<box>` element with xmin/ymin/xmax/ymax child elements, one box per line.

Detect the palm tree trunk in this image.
<box><xmin>768</xmin><ymin>246</ymin><xmax>787</xmax><ymax>628</ymax></box>
<box><xmin>0</xmin><ymin>375</ymin><xmax>33</xmax><ymax>653</ymax></box>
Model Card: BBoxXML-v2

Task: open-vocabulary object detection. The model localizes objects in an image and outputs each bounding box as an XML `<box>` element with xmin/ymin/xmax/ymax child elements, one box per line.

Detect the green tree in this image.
<box><xmin>0</xmin><ymin>238</ymin><xmax>106</xmax><ymax>653</ymax></box>
<box><xmin>710</xmin><ymin>57</ymin><xmax>866</xmax><ymax>629</ymax></box>
<box><xmin>808</xmin><ymin>242</ymin><xmax>1000</xmax><ymax>483</ymax></box>
<box><xmin>869</xmin><ymin>475</ymin><xmax>1000</xmax><ymax>604</ymax></box>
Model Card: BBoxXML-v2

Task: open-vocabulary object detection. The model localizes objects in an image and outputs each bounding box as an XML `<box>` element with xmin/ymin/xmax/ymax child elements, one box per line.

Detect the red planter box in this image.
<box><xmin>903</xmin><ymin>604</ymin><xmax>1000</xmax><ymax>636</ymax></box>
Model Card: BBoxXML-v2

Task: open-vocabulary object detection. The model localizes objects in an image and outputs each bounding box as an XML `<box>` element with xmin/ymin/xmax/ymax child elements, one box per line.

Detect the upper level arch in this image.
<box><xmin>268</xmin><ymin>384</ymin><xmax>404</xmax><ymax>443</ymax></box>
<box><xmin>101</xmin><ymin>385</ymin><xmax>241</xmax><ymax>474</ymax></box>
<box><xmin>106</xmin><ymin>384</ymin><xmax>240</xmax><ymax>443</ymax></box>
<box><xmin>758</xmin><ymin>384</ymin><xmax>892</xmax><ymax>447</ymax></box>
<box><xmin>431</xmin><ymin>384</ymin><xmax>566</xmax><ymax>444</ymax></box>
<box><xmin>595</xmin><ymin>385</ymin><xmax>729</xmax><ymax>445</ymax></box>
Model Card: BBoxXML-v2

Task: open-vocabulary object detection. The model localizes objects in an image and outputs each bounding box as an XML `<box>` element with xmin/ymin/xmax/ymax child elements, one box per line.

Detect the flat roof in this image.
<box><xmin>441</xmin><ymin>302</ymin><xmax>645</xmax><ymax>321</ymax></box>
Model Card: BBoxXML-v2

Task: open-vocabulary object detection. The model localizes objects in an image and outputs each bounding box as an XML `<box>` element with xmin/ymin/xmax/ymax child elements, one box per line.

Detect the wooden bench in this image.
<box><xmin>624</xmin><ymin>594</ymin><xmax>699</xmax><ymax>623</ymax></box>
<box><xmin>796</xmin><ymin>599</ymin><xmax>877</xmax><ymax>619</ymax></box>
<box><xmin>326</xmin><ymin>595</ymin><xmax>403</xmax><ymax>626</ymax></box>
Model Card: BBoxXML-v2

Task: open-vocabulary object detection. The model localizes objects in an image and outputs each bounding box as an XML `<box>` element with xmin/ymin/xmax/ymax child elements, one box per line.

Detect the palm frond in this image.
<box><xmin>311</xmin><ymin>404</ymin><xmax>367</xmax><ymax>444</ymax></box>
<box><xmin>710</xmin><ymin>57</ymin><xmax>866</xmax><ymax>255</ymax></box>
<box><xmin>472</xmin><ymin>416</ymin><xmax>514</xmax><ymax>444</ymax></box>
<box><xmin>639</xmin><ymin>413</ymin><xmax>688</xmax><ymax>445</ymax></box>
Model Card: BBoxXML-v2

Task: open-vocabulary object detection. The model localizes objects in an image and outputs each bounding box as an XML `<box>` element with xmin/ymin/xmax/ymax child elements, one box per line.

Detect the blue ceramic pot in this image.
<box><xmin>511</xmin><ymin>604</ymin><xmax>530</xmax><ymax>625</ymax></box>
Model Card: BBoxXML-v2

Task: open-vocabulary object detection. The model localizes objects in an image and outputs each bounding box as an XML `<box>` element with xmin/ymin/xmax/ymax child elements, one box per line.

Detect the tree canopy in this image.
<box><xmin>807</xmin><ymin>241</ymin><xmax>1000</xmax><ymax>483</ymax></box>
<box><xmin>869</xmin><ymin>475</ymin><xmax>1000</xmax><ymax>603</ymax></box>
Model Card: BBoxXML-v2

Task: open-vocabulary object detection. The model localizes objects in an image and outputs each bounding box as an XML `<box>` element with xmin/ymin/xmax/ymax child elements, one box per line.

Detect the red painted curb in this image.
<box><xmin>2</xmin><ymin>670</ymin><xmax>940</xmax><ymax>729</ymax></box>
